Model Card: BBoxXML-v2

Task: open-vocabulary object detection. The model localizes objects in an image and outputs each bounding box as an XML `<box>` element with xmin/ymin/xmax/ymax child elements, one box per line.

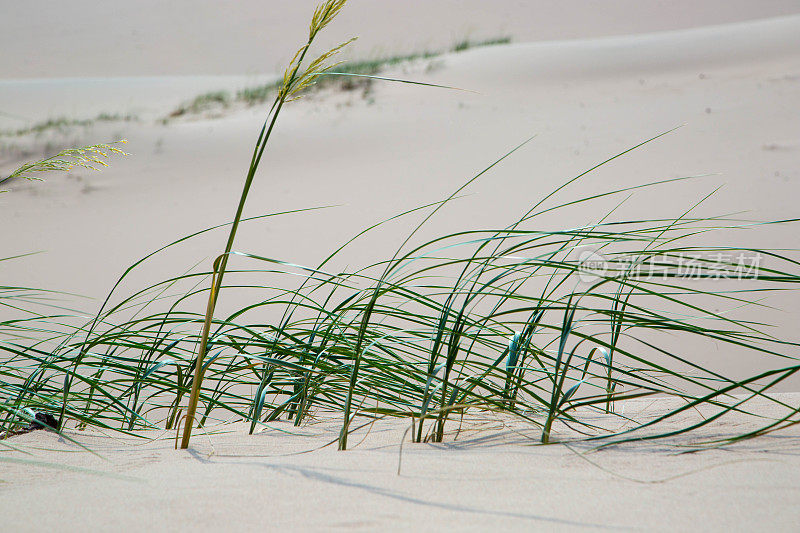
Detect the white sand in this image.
<box><xmin>2</xmin><ymin>394</ymin><xmax>799</xmax><ymax>531</ymax></box>
<box><xmin>2</xmin><ymin>2</ymin><xmax>800</xmax><ymax>529</ymax></box>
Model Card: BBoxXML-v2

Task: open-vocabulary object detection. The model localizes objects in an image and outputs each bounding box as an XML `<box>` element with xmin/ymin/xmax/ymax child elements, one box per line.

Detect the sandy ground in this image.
<box><xmin>2</xmin><ymin>2</ymin><xmax>800</xmax><ymax>530</ymax></box>
<box><xmin>2</xmin><ymin>394</ymin><xmax>799</xmax><ymax>531</ymax></box>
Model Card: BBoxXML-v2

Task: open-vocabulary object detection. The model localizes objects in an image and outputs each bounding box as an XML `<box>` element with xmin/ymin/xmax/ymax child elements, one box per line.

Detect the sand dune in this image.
<box><xmin>2</xmin><ymin>6</ymin><xmax>800</xmax><ymax>529</ymax></box>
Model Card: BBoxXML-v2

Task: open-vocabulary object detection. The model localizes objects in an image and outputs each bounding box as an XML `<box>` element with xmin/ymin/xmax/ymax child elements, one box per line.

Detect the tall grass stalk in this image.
<box><xmin>180</xmin><ymin>0</ymin><xmax>356</xmax><ymax>449</ymax></box>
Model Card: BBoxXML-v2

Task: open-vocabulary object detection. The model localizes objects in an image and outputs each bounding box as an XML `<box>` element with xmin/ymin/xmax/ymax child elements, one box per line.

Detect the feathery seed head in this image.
<box><xmin>280</xmin><ymin>37</ymin><xmax>357</xmax><ymax>101</ymax></box>
<box><xmin>1</xmin><ymin>140</ymin><xmax>128</xmax><ymax>191</ymax></box>
<box><xmin>309</xmin><ymin>0</ymin><xmax>348</xmax><ymax>41</ymax></box>
<box><xmin>277</xmin><ymin>0</ymin><xmax>354</xmax><ymax>102</ymax></box>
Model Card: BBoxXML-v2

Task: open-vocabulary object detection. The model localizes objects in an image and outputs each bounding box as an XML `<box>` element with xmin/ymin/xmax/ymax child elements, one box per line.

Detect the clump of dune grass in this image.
<box><xmin>3</xmin><ymin>125</ymin><xmax>800</xmax><ymax>452</ymax></box>
<box><xmin>177</xmin><ymin>35</ymin><xmax>512</xmax><ymax>114</ymax></box>
<box><xmin>1</xmin><ymin>115</ymin><xmax>137</xmax><ymax>138</ymax></box>
<box><xmin>169</xmin><ymin>91</ymin><xmax>231</xmax><ymax>118</ymax></box>
<box><xmin>2</xmin><ymin>1</ymin><xmax>800</xmax><ymax>454</ymax></box>
<box><xmin>452</xmin><ymin>36</ymin><xmax>511</xmax><ymax>52</ymax></box>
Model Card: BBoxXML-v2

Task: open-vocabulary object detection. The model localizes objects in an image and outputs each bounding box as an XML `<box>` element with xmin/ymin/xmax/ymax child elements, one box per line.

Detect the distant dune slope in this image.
<box><xmin>2</xmin><ymin>0</ymin><xmax>800</xmax><ymax>79</ymax></box>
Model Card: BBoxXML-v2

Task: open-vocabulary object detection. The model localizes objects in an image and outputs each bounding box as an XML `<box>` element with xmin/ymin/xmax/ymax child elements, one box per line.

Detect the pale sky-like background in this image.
<box><xmin>3</xmin><ymin>0</ymin><xmax>800</xmax><ymax>79</ymax></box>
